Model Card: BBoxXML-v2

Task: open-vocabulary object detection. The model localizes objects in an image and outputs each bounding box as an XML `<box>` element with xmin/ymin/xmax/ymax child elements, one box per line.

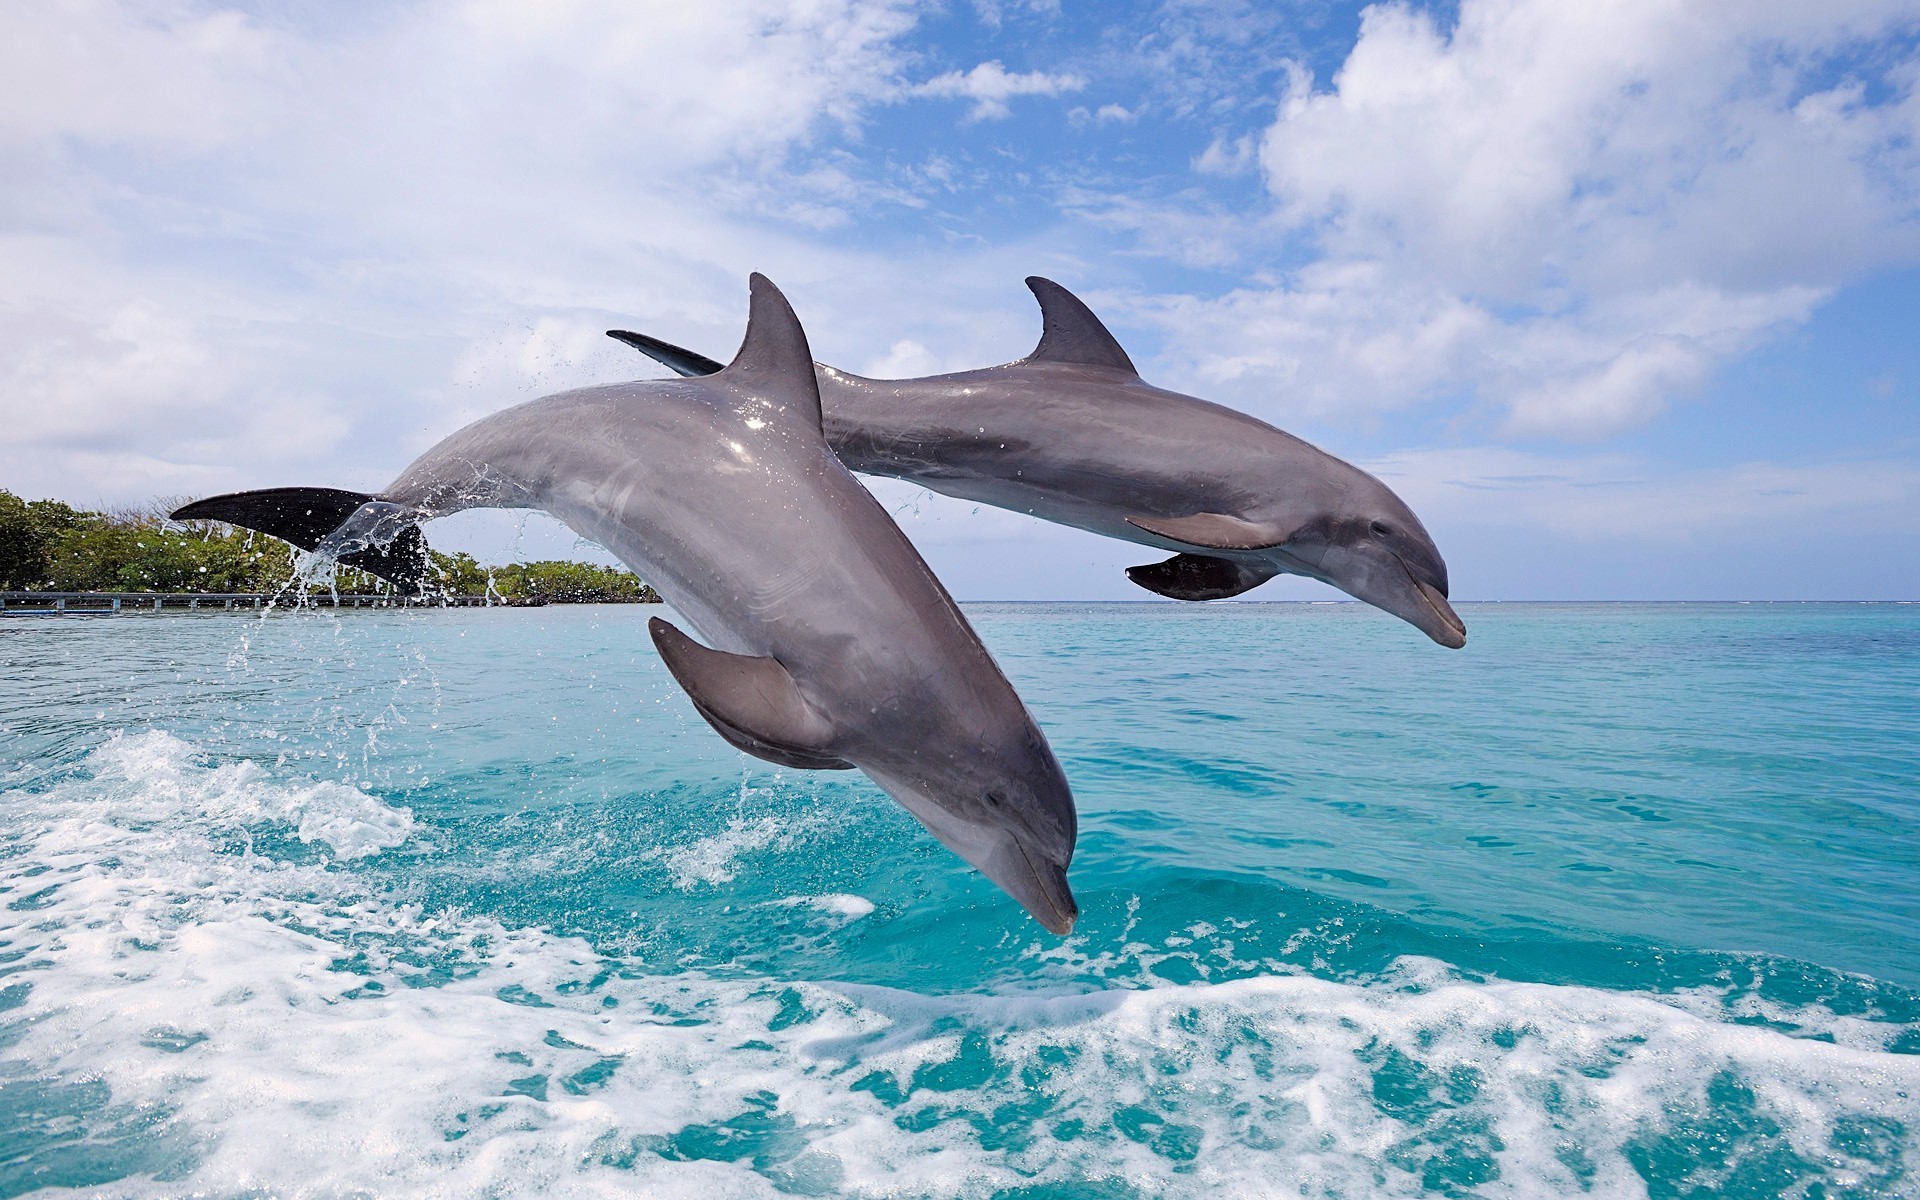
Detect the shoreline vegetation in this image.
<box><xmin>0</xmin><ymin>489</ymin><xmax>661</xmax><ymax>604</ymax></box>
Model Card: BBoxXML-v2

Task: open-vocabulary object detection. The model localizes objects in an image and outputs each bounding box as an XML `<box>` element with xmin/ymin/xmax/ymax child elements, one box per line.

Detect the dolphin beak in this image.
<box><xmin>1413</xmin><ymin>575</ymin><xmax>1467</xmax><ymax>649</ymax></box>
<box><xmin>862</xmin><ymin>766</ymin><xmax>1080</xmax><ymax>935</ymax></box>
<box><xmin>990</xmin><ymin>838</ymin><xmax>1079</xmax><ymax>935</ymax></box>
<box><xmin>1022</xmin><ymin>845</ymin><xmax>1079</xmax><ymax>935</ymax></box>
<box><xmin>1308</xmin><ymin>543</ymin><xmax>1468</xmax><ymax>649</ymax></box>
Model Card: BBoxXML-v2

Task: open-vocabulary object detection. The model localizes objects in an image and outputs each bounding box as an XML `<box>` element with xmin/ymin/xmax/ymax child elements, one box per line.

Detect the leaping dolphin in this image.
<box><xmin>172</xmin><ymin>276</ymin><xmax>1080</xmax><ymax>934</ymax></box>
<box><xmin>611</xmin><ymin>278</ymin><xmax>1465</xmax><ymax>648</ymax></box>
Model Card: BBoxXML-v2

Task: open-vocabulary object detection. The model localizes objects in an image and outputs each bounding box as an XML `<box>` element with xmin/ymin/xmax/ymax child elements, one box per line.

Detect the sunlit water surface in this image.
<box><xmin>2</xmin><ymin>602</ymin><xmax>1916</xmax><ymax>1198</ymax></box>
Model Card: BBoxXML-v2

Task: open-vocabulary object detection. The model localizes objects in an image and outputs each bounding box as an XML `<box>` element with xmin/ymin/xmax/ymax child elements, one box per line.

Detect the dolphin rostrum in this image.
<box><xmin>611</xmin><ymin>278</ymin><xmax>1465</xmax><ymax>648</ymax></box>
<box><xmin>172</xmin><ymin>276</ymin><xmax>1080</xmax><ymax>933</ymax></box>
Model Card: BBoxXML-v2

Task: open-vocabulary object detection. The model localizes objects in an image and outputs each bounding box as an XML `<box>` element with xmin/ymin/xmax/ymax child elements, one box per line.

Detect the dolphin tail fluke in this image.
<box><xmin>169</xmin><ymin>488</ymin><xmax>433</xmax><ymax>595</ymax></box>
<box><xmin>648</xmin><ymin>617</ymin><xmax>855</xmax><ymax>770</ymax></box>
<box><xmin>606</xmin><ymin>330</ymin><xmax>724</xmax><ymax>378</ymax></box>
<box><xmin>1126</xmin><ymin>553</ymin><xmax>1276</xmax><ymax>602</ymax></box>
<box><xmin>172</xmin><ymin>487</ymin><xmax>372</xmax><ymax>548</ymax></box>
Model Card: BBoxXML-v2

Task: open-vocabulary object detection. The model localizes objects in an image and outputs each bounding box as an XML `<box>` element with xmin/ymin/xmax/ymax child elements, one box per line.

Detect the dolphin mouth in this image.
<box><xmin>1399</xmin><ymin>557</ymin><xmax>1467</xmax><ymax>649</ymax></box>
<box><xmin>862</xmin><ymin>765</ymin><xmax>1080</xmax><ymax>935</ymax></box>
<box><xmin>1014</xmin><ymin>841</ymin><xmax>1079</xmax><ymax>936</ymax></box>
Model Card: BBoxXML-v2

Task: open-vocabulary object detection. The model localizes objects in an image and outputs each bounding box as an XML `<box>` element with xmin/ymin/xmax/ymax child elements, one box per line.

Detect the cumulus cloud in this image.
<box><xmin>1145</xmin><ymin>267</ymin><xmax>1832</xmax><ymax>438</ymax></box>
<box><xmin>1146</xmin><ymin>0</ymin><xmax>1920</xmax><ymax>438</ymax></box>
<box><xmin>0</xmin><ymin>0</ymin><xmax>925</xmax><ymax>501</ymax></box>
<box><xmin>1262</xmin><ymin>3</ymin><xmax>1920</xmax><ymax>291</ymax></box>
<box><xmin>3</xmin><ymin>0</ymin><xmax>1915</xmax><ymax>599</ymax></box>
<box><xmin>916</xmin><ymin>61</ymin><xmax>1086</xmax><ymax>121</ymax></box>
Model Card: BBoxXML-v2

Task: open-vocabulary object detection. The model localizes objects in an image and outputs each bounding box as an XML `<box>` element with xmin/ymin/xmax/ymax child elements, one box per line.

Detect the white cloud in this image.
<box><xmin>1262</xmin><ymin>2</ymin><xmax>1920</xmax><ymax>296</ymax></box>
<box><xmin>1145</xmin><ymin>0</ymin><xmax>1920</xmax><ymax>438</ymax></box>
<box><xmin>1494</xmin><ymin>284</ymin><xmax>1831</xmax><ymax>437</ymax></box>
<box><xmin>0</xmin><ymin>0</ymin><xmax>925</xmax><ymax>502</ymax></box>
<box><xmin>859</xmin><ymin>338</ymin><xmax>941</xmax><ymax>378</ymax></box>
<box><xmin>969</xmin><ymin>0</ymin><xmax>1063</xmax><ymax>32</ymax></box>
<box><xmin>1138</xmin><ymin>263</ymin><xmax>1498</xmax><ymax>418</ymax></box>
<box><xmin>0</xmin><ymin>1</ymin><xmax>276</xmax><ymax>147</ymax></box>
<box><xmin>3</xmin><ymin>0</ymin><xmax>1915</xmax><ymax>602</ymax></box>
<box><xmin>916</xmin><ymin>61</ymin><xmax>1086</xmax><ymax>121</ymax></box>
<box><xmin>1194</xmin><ymin>132</ymin><xmax>1258</xmax><ymax>176</ymax></box>
<box><xmin>1058</xmin><ymin>187</ymin><xmax>1267</xmax><ymax>271</ymax></box>
<box><xmin>1368</xmin><ymin>444</ymin><xmax>1920</xmax><ymax>542</ymax></box>
<box><xmin>5</xmin><ymin>302</ymin><xmax>221</xmax><ymax>445</ymax></box>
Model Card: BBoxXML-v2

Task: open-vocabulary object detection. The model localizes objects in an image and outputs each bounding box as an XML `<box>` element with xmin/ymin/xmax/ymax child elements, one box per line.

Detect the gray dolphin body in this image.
<box><xmin>613</xmin><ymin>278</ymin><xmax>1465</xmax><ymax>648</ymax></box>
<box><xmin>173</xmin><ymin>276</ymin><xmax>1079</xmax><ymax>933</ymax></box>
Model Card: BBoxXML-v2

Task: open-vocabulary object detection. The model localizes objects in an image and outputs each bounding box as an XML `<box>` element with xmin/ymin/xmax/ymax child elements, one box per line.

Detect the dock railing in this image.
<box><xmin>0</xmin><ymin>591</ymin><xmax>507</xmax><ymax>615</ymax></box>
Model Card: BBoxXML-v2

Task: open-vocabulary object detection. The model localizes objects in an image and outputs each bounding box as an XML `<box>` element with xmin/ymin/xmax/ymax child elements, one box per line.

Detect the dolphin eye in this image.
<box><xmin>985</xmin><ymin>791</ymin><xmax>1006</xmax><ymax>809</ymax></box>
<box><xmin>1370</xmin><ymin>520</ymin><xmax>1393</xmax><ymax>537</ymax></box>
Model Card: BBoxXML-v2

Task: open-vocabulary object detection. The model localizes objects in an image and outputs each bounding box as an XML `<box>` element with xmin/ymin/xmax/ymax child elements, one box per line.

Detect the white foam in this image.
<box><xmin>804</xmin><ymin>893</ymin><xmax>876</xmax><ymax>920</ymax></box>
<box><xmin>285</xmin><ymin>779</ymin><xmax>416</xmax><ymax>857</ymax></box>
<box><xmin>650</xmin><ymin>814</ymin><xmax>807</xmax><ymax>889</ymax></box>
<box><xmin>767</xmin><ymin>893</ymin><xmax>877</xmax><ymax>921</ymax></box>
<box><xmin>80</xmin><ymin>729</ymin><xmax>417</xmax><ymax>859</ymax></box>
<box><xmin>5</xmin><ymin>735</ymin><xmax>1918</xmax><ymax>1198</ymax></box>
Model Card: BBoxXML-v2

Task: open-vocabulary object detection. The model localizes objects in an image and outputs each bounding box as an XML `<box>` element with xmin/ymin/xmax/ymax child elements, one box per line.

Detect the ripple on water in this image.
<box><xmin>0</xmin><ymin>603</ymin><xmax>1917</xmax><ymax>1197</ymax></box>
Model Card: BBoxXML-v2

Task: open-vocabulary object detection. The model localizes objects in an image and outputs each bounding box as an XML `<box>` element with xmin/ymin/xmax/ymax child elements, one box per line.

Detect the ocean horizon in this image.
<box><xmin>3</xmin><ymin>600</ymin><xmax>1916</xmax><ymax>1197</ymax></box>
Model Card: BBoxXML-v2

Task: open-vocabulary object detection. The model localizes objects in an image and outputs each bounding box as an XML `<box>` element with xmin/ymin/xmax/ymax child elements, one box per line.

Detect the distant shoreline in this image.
<box><xmin>3</xmin><ymin>591</ymin><xmax>1909</xmax><ymax>617</ymax></box>
<box><xmin>1</xmin><ymin>489</ymin><xmax>662</xmax><ymax>603</ymax></box>
<box><xmin>0</xmin><ymin>590</ymin><xmax>662</xmax><ymax>615</ymax></box>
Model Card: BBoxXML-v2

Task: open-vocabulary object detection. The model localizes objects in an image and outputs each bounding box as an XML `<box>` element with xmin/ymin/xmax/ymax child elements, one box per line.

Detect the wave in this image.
<box><xmin>649</xmin><ymin>805</ymin><xmax>828</xmax><ymax>891</ymax></box>
<box><xmin>2</xmin><ymin>733</ymin><xmax>1915</xmax><ymax>1198</ymax></box>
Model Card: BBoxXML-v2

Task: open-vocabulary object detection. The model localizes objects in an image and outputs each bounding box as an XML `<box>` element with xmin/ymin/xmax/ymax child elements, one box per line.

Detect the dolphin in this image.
<box><xmin>171</xmin><ymin>275</ymin><xmax>1079</xmax><ymax>934</ymax></box>
<box><xmin>611</xmin><ymin>278</ymin><xmax>1465</xmax><ymax>648</ymax></box>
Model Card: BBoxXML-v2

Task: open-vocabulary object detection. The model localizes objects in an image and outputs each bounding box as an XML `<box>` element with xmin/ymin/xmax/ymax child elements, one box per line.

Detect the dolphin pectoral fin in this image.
<box><xmin>606</xmin><ymin>330</ymin><xmax>724</xmax><ymax>378</ymax></box>
<box><xmin>1126</xmin><ymin>553</ymin><xmax>1275</xmax><ymax>601</ymax></box>
<box><xmin>1125</xmin><ymin>512</ymin><xmax>1289</xmax><ymax>551</ymax></box>
<box><xmin>648</xmin><ymin>618</ymin><xmax>854</xmax><ymax>771</ymax></box>
<box><xmin>687</xmin><ymin>704</ymin><xmax>856</xmax><ymax>771</ymax></box>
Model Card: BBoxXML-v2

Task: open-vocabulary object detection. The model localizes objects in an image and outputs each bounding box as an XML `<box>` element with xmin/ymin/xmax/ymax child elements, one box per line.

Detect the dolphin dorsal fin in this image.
<box><xmin>716</xmin><ymin>273</ymin><xmax>824</xmax><ymax>429</ymax></box>
<box><xmin>649</xmin><ymin>618</ymin><xmax>853</xmax><ymax>771</ymax></box>
<box><xmin>1023</xmin><ymin>277</ymin><xmax>1137</xmax><ymax>375</ymax></box>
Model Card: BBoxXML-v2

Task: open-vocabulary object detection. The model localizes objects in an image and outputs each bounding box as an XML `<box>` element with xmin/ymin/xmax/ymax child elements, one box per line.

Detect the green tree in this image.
<box><xmin>0</xmin><ymin>490</ymin><xmax>93</xmax><ymax>589</ymax></box>
<box><xmin>428</xmin><ymin>551</ymin><xmax>490</xmax><ymax>596</ymax></box>
<box><xmin>42</xmin><ymin>521</ymin><xmax>296</xmax><ymax>592</ymax></box>
<box><xmin>3</xmin><ymin>488</ymin><xmax>661</xmax><ymax>601</ymax></box>
<box><xmin>491</xmin><ymin>560</ymin><xmax>660</xmax><ymax>603</ymax></box>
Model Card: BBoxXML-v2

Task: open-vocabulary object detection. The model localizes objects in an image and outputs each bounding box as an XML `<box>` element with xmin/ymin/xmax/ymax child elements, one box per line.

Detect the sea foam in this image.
<box><xmin>651</xmin><ymin>814</ymin><xmax>800</xmax><ymax>889</ymax></box>
<box><xmin>3</xmin><ymin>734</ymin><xmax>1916</xmax><ymax>1198</ymax></box>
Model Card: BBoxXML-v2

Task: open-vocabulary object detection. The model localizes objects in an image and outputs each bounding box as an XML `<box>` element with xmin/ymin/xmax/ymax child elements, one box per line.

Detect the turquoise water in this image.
<box><xmin>2</xmin><ymin>601</ymin><xmax>1916</xmax><ymax>1197</ymax></box>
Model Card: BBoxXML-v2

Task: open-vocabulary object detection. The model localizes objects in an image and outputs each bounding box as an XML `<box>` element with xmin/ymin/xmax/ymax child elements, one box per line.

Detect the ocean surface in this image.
<box><xmin>2</xmin><ymin>601</ymin><xmax>1916</xmax><ymax>1198</ymax></box>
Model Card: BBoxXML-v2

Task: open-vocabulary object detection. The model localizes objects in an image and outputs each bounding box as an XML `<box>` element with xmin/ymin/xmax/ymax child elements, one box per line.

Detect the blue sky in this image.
<box><xmin>3</xmin><ymin>0</ymin><xmax>1918</xmax><ymax>600</ymax></box>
